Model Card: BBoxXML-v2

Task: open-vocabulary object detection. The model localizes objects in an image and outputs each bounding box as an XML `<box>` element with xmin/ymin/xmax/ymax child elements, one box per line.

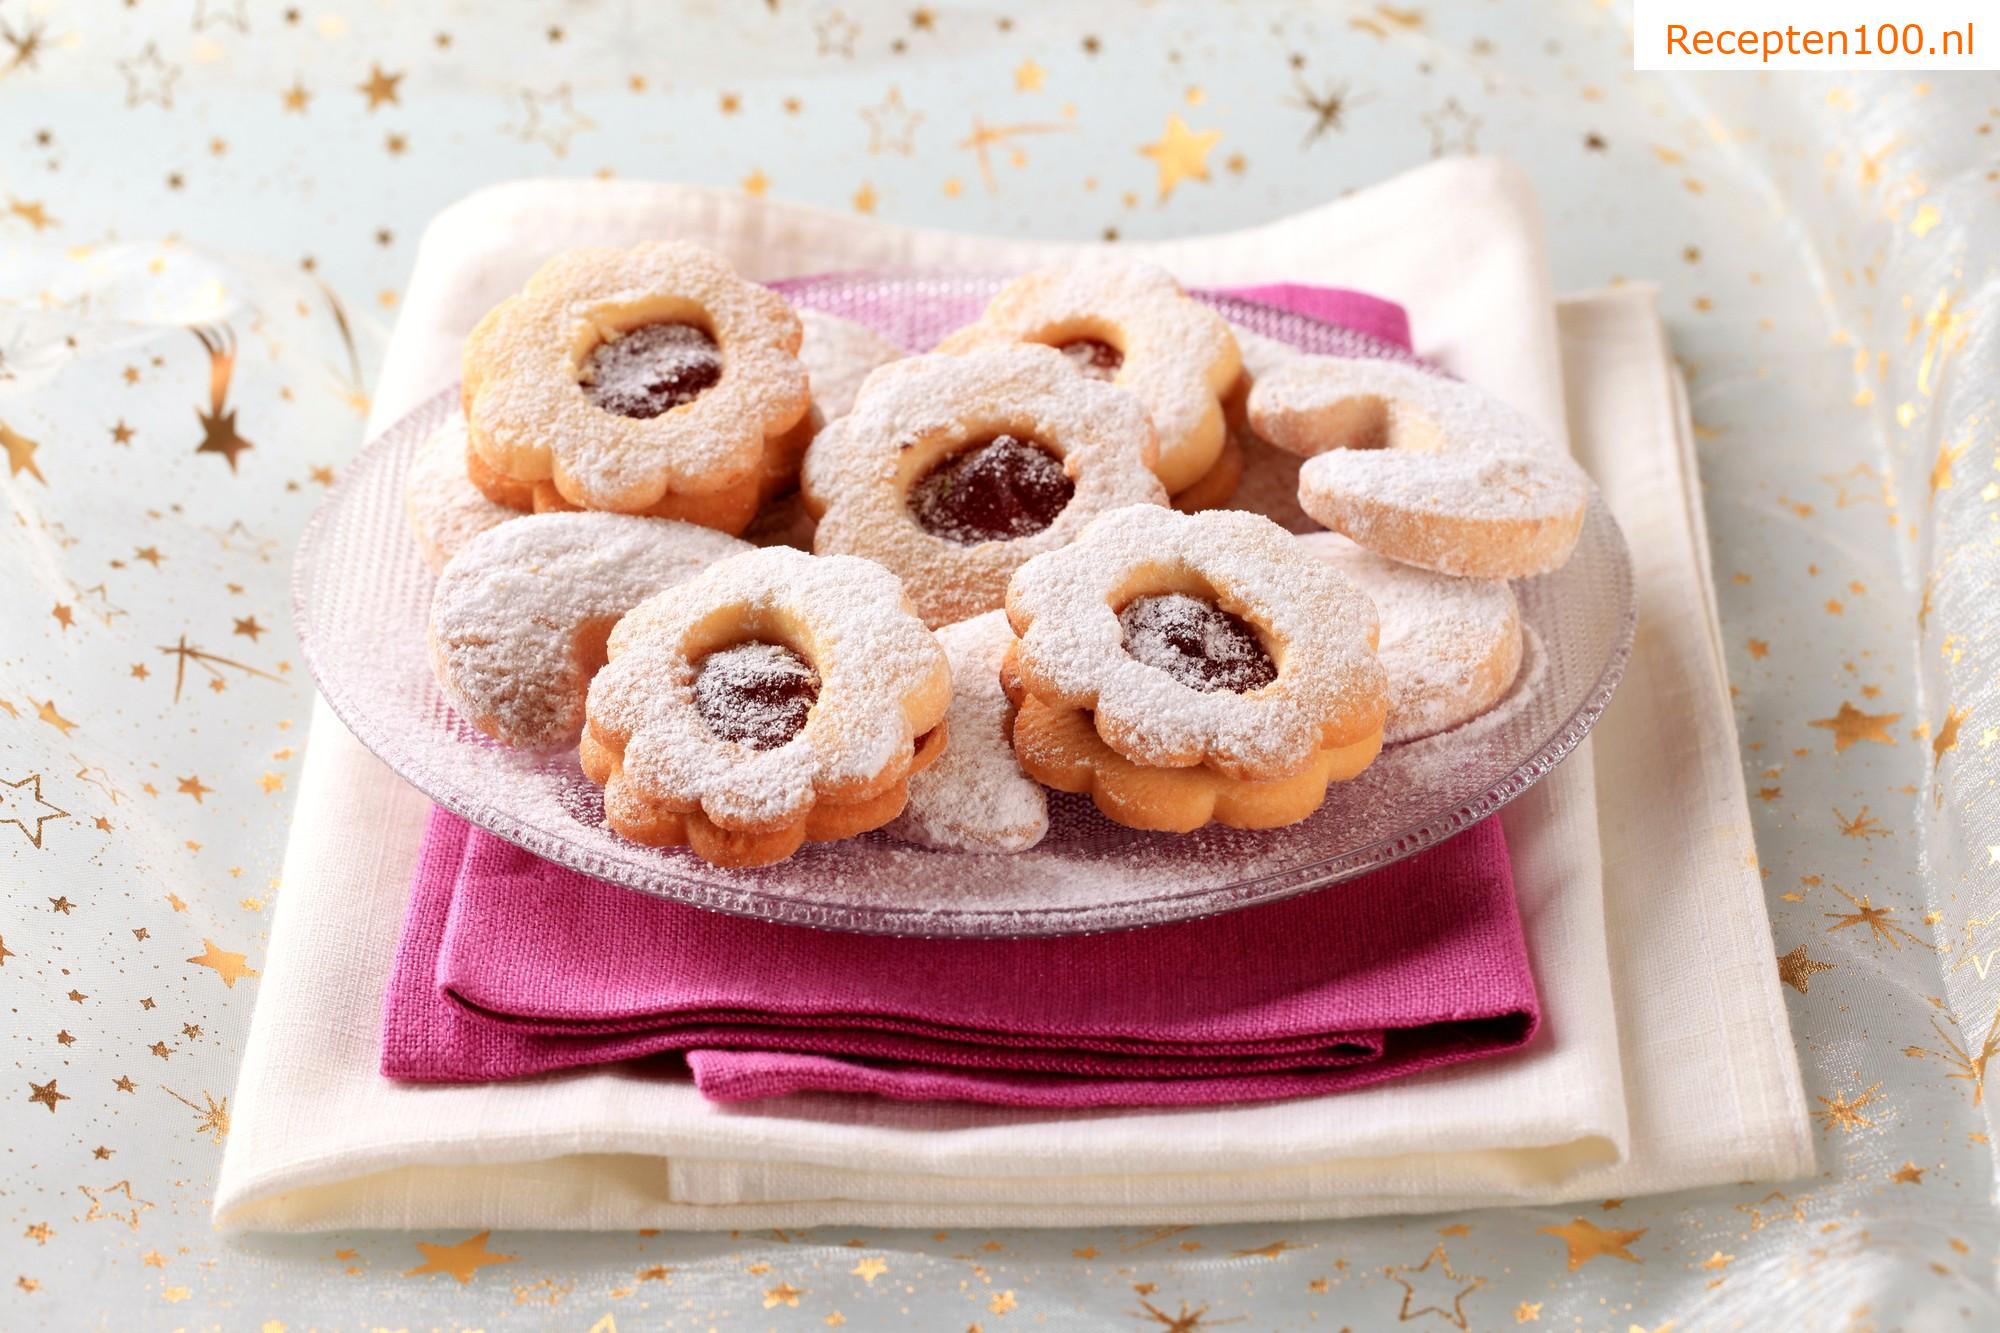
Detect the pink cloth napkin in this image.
<box><xmin>383</xmin><ymin>811</ymin><xmax>1537</xmax><ymax>1108</ymax></box>
<box><xmin>377</xmin><ymin>281</ymin><xmax>1536</xmax><ymax>1109</ymax></box>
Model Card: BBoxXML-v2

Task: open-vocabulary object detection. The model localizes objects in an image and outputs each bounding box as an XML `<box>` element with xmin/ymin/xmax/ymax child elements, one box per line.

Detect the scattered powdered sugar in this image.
<box><xmin>907</xmin><ymin>433</ymin><xmax>1075</xmax><ymax>545</ymax></box>
<box><xmin>590</xmin><ymin>547</ymin><xmax>950</xmax><ymax>830</ymax></box>
<box><xmin>1056</xmin><ymin>337</ymin><xmax>1123</xmax><ymax>380</ymax></box>
<box><xmin>1298</xmin><ymin>533</ymin><xmax>1522</xmax><ymax>744</ymax></box>
<box><xmin>462</xmin><ymin>241</ymin><xmax>808</xmax><ymax>509</ymax></box>
<box><xmin>428</xmin><ymin>512</ymin><xmax>749</xmax><ymax>748</ymax></box>
<box><xmin>1007</xmin><ymin>504</ymin><xmax>1384</xmax><ymax>779</ymax></box>
<box><xmin>802</xmin><ymin>345</ymin><xmax>1166</xmax><ymax>627</ymax></box>
<box><xmin>887</xmin><ymin>610</ymin><xmax>1049</xmax><ymax>854</ymax></box>
<box><xmin>935</xmin><ymin>259</ymin><xmax>1241</xmax><ymax>491</ymax></box>
<box><xmin>402</xmin><ymin>408</ymin><xmax>518</xmax><ymax>572</ymax></box>
<box><xmin>796</xmin><ymin>307</ymin><xmax>905</xmax><ymax>422</ymax></box>
<box><xmin>1117</xmin><ymin>592</ymin><xmax>1278</xmax><ymax>695</ymax></box>
<box><xmin>692</xmin><ymin>641</ymin><xmax>820</xmax><ymax>750</ymax></box>
<box><xmin>581</xmin><ymin>322</ymin><xmax>723</xmax><ymax>419</ymax></box>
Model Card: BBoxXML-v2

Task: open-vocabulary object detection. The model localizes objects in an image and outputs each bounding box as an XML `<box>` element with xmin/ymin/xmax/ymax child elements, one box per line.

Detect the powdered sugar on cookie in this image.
<box><xmin>403</xmin><ymin>408</ymin><xmax>517</xmax><ymax>572</ymax></box>
<box><xmin>888</xmin><ymin>610</ymin><xmax>1048</xmax><ymax>854</ymax></box>
<box><xmin>428</xmin><ymin>512</ymin><xmax>749</xmax><ymax>749</ymax></box>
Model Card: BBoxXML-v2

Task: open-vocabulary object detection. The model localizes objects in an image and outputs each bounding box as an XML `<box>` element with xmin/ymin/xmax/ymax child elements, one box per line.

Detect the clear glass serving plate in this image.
<box><xmin>292</xmin><ymin>274</ymin><xmax>1635</xmax><ymax>937</ymax></box>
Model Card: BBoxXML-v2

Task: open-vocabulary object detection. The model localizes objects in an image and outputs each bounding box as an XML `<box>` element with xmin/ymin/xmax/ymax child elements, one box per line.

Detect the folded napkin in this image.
<box><xmin>218</xmin><ymin>159</ymin><xmax>1811</xmax><ymax>1230</ymax></box>
<box><xmin>385</xmin><ymin>809</ymin><xmax>1537</xmax><ymax>1109</ymax></box>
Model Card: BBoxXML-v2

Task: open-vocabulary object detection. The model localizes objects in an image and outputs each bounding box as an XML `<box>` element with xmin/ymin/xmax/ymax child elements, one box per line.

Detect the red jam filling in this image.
<box><xmin>583</xmin><ymin>322</ymin><xmax>723</xmax><ymax>419</ymax></box>
<box><xmin>1119</xmin><ymin>593</ymin><xmax>1277</xmax><ymax>694</ymax></box>
<box><xmin>1054</xmin><ymin>337</ymin><xmax>1124</xmax><ymax>380</ymax></box>
<box><xmin>908</xmin><ymin>434</ymin><xmax>1074</xmax><ymax>545</ymax></box>
<box><xmin>693</xmin><ymin>642</ymin><xmax>819</xmax><ymax>748</ymax></box>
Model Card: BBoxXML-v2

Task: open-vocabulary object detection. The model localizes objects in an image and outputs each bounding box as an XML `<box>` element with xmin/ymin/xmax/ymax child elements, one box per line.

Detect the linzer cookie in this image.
<box><xmin>403</xmin><ymin>407</ymin><xmax>517</xmax><ymax>573</ymax></box>
<box><xmin>1003</xmin><ymin>505</ymin><xmax>1387</xmax><ymax>833</ymax></box>
<box><xmin>936</xmin><ymin>260</ymin><xmax>1242</xmax><ymax>499</ymax></box>
<box><xmin>579</xmin><ymin>546</ymin><xmax>951</xmax><ymax>867</ymax></box>
<box><xmin>886</xmin><ymin>610</ymin><xmax>1049</xmax><ymax>854</ymax></box>
<box><xmin>460</xmin><ymin>241</ymin><xmax>809</xmax><ymax>532</ymax></box>
<box><xmin>1248</xmin><ymin>355</ymin><xmax>1589</xmax><ymax>578</ymax></box>
<box><xmin>800</xmin><ymin>345</ymin><xmax>1167</xmax><ymax>627</ymax></box>
<box><xmin>428</xmin><ymin>513</ymin><xmax>749</xmax><ymax>749</ymax></box>
<box><xmin>1300</xmin><ymin>534</ymin><xmax>1523</xmax><ymax>744</ymax></box>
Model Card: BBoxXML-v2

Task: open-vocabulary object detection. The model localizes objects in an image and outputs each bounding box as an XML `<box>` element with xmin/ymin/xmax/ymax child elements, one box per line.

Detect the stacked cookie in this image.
<box><xmin>414</xmin><ymin>242</ymin><xmax>1588</xmax><ymax>867</ymax></box>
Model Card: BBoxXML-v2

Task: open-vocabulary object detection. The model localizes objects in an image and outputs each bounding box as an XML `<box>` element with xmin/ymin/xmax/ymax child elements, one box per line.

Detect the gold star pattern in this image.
<box><xmin>861</xmin><ymin>86</ymin><xmax>923</xmax><ymax>154</ymax></box>
<box><xmin>764</xmin><ymin>1281</ymin><xmax>805</xmax><ymax>1308</ymax></box>
<box><xmin>508</xmin><ymin>84</ymin><xmax>596</xmax><ymax>158</ymax></box>
<box><xmin>1813</xmin><ymin>1081</ymin><xmax>1883</xmax><ymax>1132</ymax></box>
<box><xmin>232</xmin><ymin>615</ymin><xmax>267</xmax><ymax>642</ymax></box>
<box><xmin>957</xmin><ymin>117</ymin><xmax>1071</xmax><ymax>192</ymax></box>
<box><xmin>1287</xmin><ymin>76</ymin><xmax>1360</xmax><ymax>146</ymax></box>
<box><xmin>852</xmin><ymin>182</ymin><xmax>878</xmax><ymax>213</ymax></box>
<box><xmin>1385</xmin><ymin>1244</ymin><xmax>1485</xmax><ymax>1328</ymax></box>
<box><xmin>1905</xmin><ymin>1005</ymin><xmax>2000</xmax><ymax>1105</ymax></box>
<box><xmin>405</xmin><ymin>1231</ymin><xmax>517</xmax><ymax>1283</ymax></box>
<box><xmin>1537</xmin><ymin>1218</ymin><xmax>1645</xmax><ymax>1270</ymax></box>
<box><xmin>1891</xmin><ymin>1161</ymin><xmax>1926</xmax><ymax>1184</ymax></box>
<box><xmin>7</xmin><ymin>198</ymin><xmax>54</xmax><ymax>231</ymax></box>
<box><xmin>282</xmin><ymin>80</ymin><xmax>311</xmax><ymax>113</ymax></box>
<box><xmin>742</xmin><ymin>168</ymin><xmax>770</xmax><ymax>196</ymax></box>
<box><xmin>27</xmin><ymin>1079</ymin><xmax>69</xmax><ymax>1113</ymax></box>
<box><xmin>2</xmin><ymin>419</ymin><xmax>47</xmax><ymax>483</ymax></box>
<box><xmin>165</xmin><ymin>1088</ymin><xmax>231</xmax><ymax>1142</ymax></box>
<box><xmin>1014</xmin><ymin>59</ymin><xmax>1045</xmax><ymax>91</ymax></box>
<box><xmin>1140</xmin><ymin>115</ymin><xmax>1221</xmax><ymax>201</ymax></box>
<box><xmin>119</xmin><ymin>43</ymin><xmax>179</xmax><ymax>109</ymax></box>
<box><xmin>1</xmin><ymin>773</ymin><xmax>69</xmax><ymax>848</ymax></box>
<box><xmin>187</xmin><ymin>938</ymin><xmax>258</xmax><ymax>988</ymax></box>
<box><xmin>79</xmin><ymin>1180</ymin><xmax>154</xmax><ymax>1230</ymax></box>
<box><xmin>1809</xmin><ymin>701</ymin><xmax>1901</xmax><ymax>752</ymax></box>
<box><xmin>1825</xmin><ymin>884</ymin><xmax>1929</xmax><ymax>950</ymax></box>
<box><xmin>850</xmin><ymin>1257</ymin><xmax>888</xmax><ymax>1282</ymax></box>
<box><xmin>1515</xmin><ymin>1302</ymin><xmax>1542</xmax><ymax>1322</ymax></box>
<box><xmin>176</xmin><ymin>774</ymin><xmax>214</xmax><ymax>802</ymax></box>
<box><xmin>1777</xmin><ymin>944</ymin><xmax>1834</xmax><ymax>993</ymax></box>
<box><xmin>33</xmin><ymin>698</ymin><xmax>78</xmax><ymax>736</ymax></box>
<box><xmin>357</xmin><ymin>64</ymin><xmax>403</xmax><ymax>110</ymax></box>
<box><xmin>1835</xmin><ymin>805</ymin><xmax>1889</xmax><ymax>839</ymax></box>
<box><xmin>1933</xmin><ymin>707</ymin><xmax>1967</xmax><ymax>765</ymax></box>
<box><xmin>23</xmin><ymin>1223</ymin><xmax>52</xmax><ymax>1245</ymax></box>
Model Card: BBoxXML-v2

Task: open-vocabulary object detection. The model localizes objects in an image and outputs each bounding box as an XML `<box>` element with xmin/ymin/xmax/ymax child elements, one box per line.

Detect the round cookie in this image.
<box><xmin>936</xmin><ymin>259</ymin><xmax>1242</xmax><ymax>497</ymax></box>
<box><xmin>1298</xmin><ymin>533</ymin><xmax>1523</xmax><ymax>744</ymax></box>
<box><xmin>579</xmin><ymin>547</ymin><xmax>952</xmax><ymax>867</ymax></box>
<box><xmin>886</xmin><ymin>610</ymin><xmax>1048</xmax><ymax>854</ymax></box>
<box><xmin>1248</xmin><ymin>355</ymin><xmax>1589</xmax><ymax>579</ymax></box>
<box><xmin>428</xmin><ymin>512</ymin><xmax>749</xmax><ymax>749</ymax></box>
<box><xmin>404</xmin><ymin>408</ymin><xmax>517</xmax><ymax>573</ymax></box>
<box><xmin>802</xmin><ymin>345</ymin><xmax>1168</xmax><ymax>628</ymax></box>
<box><xmin>1002</xmin><ymin>505</ymin><xmax>1387</xmax><ymax>833</ymax></box>
<box><xmin>461</xmin><ymin>241</ymin><xmax>809</xmax><ymax>524</ymax></box>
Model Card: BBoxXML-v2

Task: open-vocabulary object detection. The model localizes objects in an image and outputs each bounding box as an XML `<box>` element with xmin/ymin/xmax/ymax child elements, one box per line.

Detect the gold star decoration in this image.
<box><xmin>7</xmin><ymin>198</ymin><xmax>54</xmax><ymax>231</ymax></box>
<box><xmin>357</xmin><ymin>64</ymin><xmax>403</xmax><ymax>110</ymax></box>
<box><xmin>1700</xmin><ymin>1250</ymin><xmax>1734</xmax><ymax>1270</ymax></box>
<box><xmin>23</xmin><ymin>1223</ymin><xmax>52</xmax><ymax>1246</ymax></box>
<box><xmin>1812</xmin><ymin>1081</ymin><xmax>1883</xmax><ymax>1133</ymax></box>
<box><xmin>48</xmin><ymin>896</ymin><xmax>73</xmax><ymax>914</ymax></box>
<box><xmin>1930</xmin><ymin>436</ymin><xmax>1969</xmax><ymax>495</ymax></box>
<box><xmin>176</xmin><ymin>774</ymin><xmax>214</xmax><ymax>803</ymax></box>
<box><xmin>1915</xmin><ymin>287</ymin><xmax>1968</xmax><ymax>395</ymax></box>
<box><xmin>2</xmin><ymin>419</ymin><xmax>46</xmax><ymax>483</ymax></box>
<box><xmin>1821</xmin><ymin>461</ymin><xmax>1890</xmax><ymax>506</ymax></box>
<box><xmin>79</xmin><ymin>1180</ymin><xmax>155</xmax><ymax>1230</ymax></box>
<box><xmin>1287</xmin><ymin>76</ymin><xmax>1363</xmax><ymax>146</ymax></box>
<box><xmin>851</xmin><ymin>182</ymin><xmax>878</xmax><ymax>213</ymax></box>
<box><xmin>1515</xmin><ymin>1302</ymin><xmax>1542</xmax><ymax>1322</ymax></box>
<box><xmin>0</xmin><ymin>935</ymin><xmax>12</xmax><ymax>965</ymax></box>
<box><xmin>33</xmin><ymin>698</ymin><xmax>78</xmax><ymax>736</ymax></box>
<box><xmin>1777</xmin><ymin>944</ymin><xmax>1834</xmax><ymax>994</ymax></box>
<box><xmin>1386</xmin><ymin>1244</ymin><xmax>1485</xmax><ymax>1328</ymax></box>
<box><xmin>956</xmin><ymin>117</ymin><xmax>1072</xmax><ymax>192</ymax></box>
<box><xmin>2</xmin><ymin>14</ymin><xmax>47</xmax><ymax>70</ymax></box>
<box><xmin>1423</xmin><ymin>97</ymin><xmax>1481</xmax><ymax>156</ymax></box>
<box><xmin>119</xmin><ymin>42</ymin><xmax>179</xmax><ymax>109</ymax></box>
<box><xmin>165</xmin><ymin>1088</ymin><xmax>231</xmax><ymax>1142</ymax></box>
<box><xmin>282</xmin><ymin>80</ymin><xmax>311</xmax><ymax>113</ymax></box>
<box><xmin>232</xmin><ymin>615</ymin><xmax>266</xmax><ymax>642</ymax></box>
<box><xmin>405</xmin><ymin>1231</ymin><xmax>517</xmax><ymax>1283</ymax></box>
<box><xmin>1537</xmin><ymin>1218</ymin><xmax>1646</xmax><ymax>1270</ymax></box>
<box><xmin>764</xmin><ymin>1282</ymin><xmax>805</xmax><ymax>1308</ymax></box>
<box><xmin>1824</xmin><ymin>884</ymin><xmax>1929</xmax><ymax>950</ymax></box>
<box><xmin>51</xmin><ymin>603</ymin><xmax>74</xmax><ymax>631</ymax></box>
<box><xmin>1905</xmin><ymin>1004</ymin><xmax>2000</xmax><ymax>1105</ymax></box>
<box><xmin>1132</xmin><ymin>1297</ymin><xmax>1231</xmax><ymax>1331</ymax></box>
<box><xmin>850</xmin><ymin>1257</ymin><xmax>888</xmax><ymax>1283</ymax></box>
<box><xmin>1735</xmin><ymin>1189</ymin><xmax>1805</xmax><ymax>1230</ymax></box>
<box><xmin>113</xmin><ymin>1075</ymin><xmax>137</xmax><ymax>1092</ymax></box>
<box><xmin>157</xmin><ymin>635</ymin><xmax>285</xmax><ymax>704</ymax></box>
<box><xmin>1014</xmin><ymin>58</ymin><xmax>1045</xmax><ymax>91</ymax></box>
<box><xmin>191</xmin><ymin>325</ymin><xmax>255</xmax><ymax>470</ymax></box>
<box><xmin>861</xmin><ymin>86</ymin><xmax>923</xmax><ymax>154</ymax></box>
<box><xmin>1808</xmin><ymin>701</ymin><xmax>1901</xmax><ymax>752</ymax></box>
<box><xmin>1891</xmin><ymin>1161</ymin><xmax>1925</xmax><ymax>1184</ymax></box>
<box><xmin>27</xmin><ymin>1079</ymin><xmax>69</xmax><ymax>1113</ymax></box>
<box><xmin>1140</xmin><ymin>114</ymin><xmax>1221</xmax><ymax>201</ymax></box>
<box><xmin>1933</xmin><ymin>707</ymin><xmax>1968</xmax><ymax>765</ymax></box>
<box><xmin>1834</xmin><ymin>805</ymin><xmax>1888</xmax><ymax>839</ymax></box>
<box><xmin>187</xmin><ymin>939</ymin><xmax>258</xmax><ymax>988</ymax></box>
<box><xmin>815</xmin><ymin>8</ymin><xmax>860</xmax><ymax>56</ymax></box>
<box><xmin>508</xmin><ymin>84</ymin><xmax>596</xmax><ymax>158</ymax></box>
<box><xmin>1</xmin><ymin>773</ymin><xmax>69</xmax><ymax>848</ymax></box>
<box><xmin>193</xmin><ymin>0</ymin><xmax>248</xmax><ymax>31</ymax></box>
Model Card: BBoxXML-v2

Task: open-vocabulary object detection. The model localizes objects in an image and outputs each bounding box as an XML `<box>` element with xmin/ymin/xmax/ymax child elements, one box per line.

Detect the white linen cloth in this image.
<box><xmin>214</xmin><ymin>159</ymin><xmax>1811</xmax><ymax>1229</ymax></box>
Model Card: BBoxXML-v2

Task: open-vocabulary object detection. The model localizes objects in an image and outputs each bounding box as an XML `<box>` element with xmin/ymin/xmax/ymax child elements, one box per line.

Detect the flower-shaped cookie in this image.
<box><xmin>1004</xmin><ymin>505</ymin><xmax>1386</xmax><ymax>832</ymax></box>
<box><xmin>461</xmin><ymin>241</ymin><xmax>809</xmax><ymax>522</ymax></box>
<box><xmin>1247</xmin><ymin>355</ymin><xmax>1589</xmax><ymax>579</ymax></box>
<box><xmin>580</xmin><ymin>546</ymin><xmax>951</xmax><ymax>867</ymax></box>
<box><xmin>936</xmin><ymin>260</ymin><xmax>1242</xmax><ymax>497</ymax></box>
<box><xmin>428</xmin><ymin>512</ymin><xmax>749</xmax><ymax>748</ymax></box>
<box><xmin>801</xmin><ymin>345</ymin><xmax>1167</xmax><ymax>627</ymax></box>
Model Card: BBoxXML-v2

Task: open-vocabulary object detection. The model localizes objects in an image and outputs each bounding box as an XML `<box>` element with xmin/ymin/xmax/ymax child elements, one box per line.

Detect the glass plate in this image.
<box><xmin>292</xmin><ymin>274</ymin><xmax>1635</xmax><ymax>937</ymax></box>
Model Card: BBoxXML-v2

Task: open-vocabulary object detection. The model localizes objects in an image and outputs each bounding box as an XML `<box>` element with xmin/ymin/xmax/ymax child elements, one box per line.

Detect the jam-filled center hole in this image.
<box><xmin>1053</xmin><ymin>337</ymin><xmax>1124</xmax><ymax>381</ymax></box>
<box><xmin>693</xmin><ymin>641</ymin><xmax>819</xmax><ymax>749</ymax></box>
<box><xmin>908</xmin><ymin>433</ymin><xmax>1075</xmax><ymax>546</ymax></box>
<box><xmin>1119</xmin><ymin>592</ymin><xmax>1277</xmax><ymax>694</ymax></box>
<box><xmin>582</xmin><ymin>322</ymin><xmax>723</xmax><ymax>420</ymax></box>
